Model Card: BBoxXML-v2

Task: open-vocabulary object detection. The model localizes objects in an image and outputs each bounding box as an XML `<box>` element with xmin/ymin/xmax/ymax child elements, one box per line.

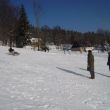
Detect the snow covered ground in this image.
<box><xmin>0</xmin><ymin>46</ymin><xmax>110</xmax><ymax>110</ymax></box>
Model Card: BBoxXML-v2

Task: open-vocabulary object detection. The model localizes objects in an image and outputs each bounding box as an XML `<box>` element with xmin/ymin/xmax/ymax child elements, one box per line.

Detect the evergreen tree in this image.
<box><xmin>16</xmin><ymin>4</ymin><xmax>29</xmax><ymax>48</ymax></box>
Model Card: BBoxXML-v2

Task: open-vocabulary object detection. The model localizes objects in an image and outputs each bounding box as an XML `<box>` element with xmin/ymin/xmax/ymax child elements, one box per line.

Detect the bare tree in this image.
<box><xmin>32</xmin><ymin>0</ymin><xmax>42</xmax><ymax>50</ymax></box>
<box><xmin>0</xmin><ymin>0</ymin><xmax>17</xmax><ymax>46</ymax></box>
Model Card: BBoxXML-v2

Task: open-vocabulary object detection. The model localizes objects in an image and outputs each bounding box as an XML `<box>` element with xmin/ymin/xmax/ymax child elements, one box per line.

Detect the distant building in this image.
<box><xmin>30</xmin><ymin>38</ymin><xmax>42</xmax><ymax>43</ymax></box>
<box><xmin>30</xmin><ymin>38</ymin><xmax>43</xmax><ymax>50</ymax></box>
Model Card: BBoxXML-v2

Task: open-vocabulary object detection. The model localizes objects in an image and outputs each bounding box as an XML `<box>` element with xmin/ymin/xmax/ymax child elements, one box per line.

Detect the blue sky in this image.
<box><xmin>10</xmin><ymin>0</ymin><xmax>110</xmax><ymax>32</ymax></box>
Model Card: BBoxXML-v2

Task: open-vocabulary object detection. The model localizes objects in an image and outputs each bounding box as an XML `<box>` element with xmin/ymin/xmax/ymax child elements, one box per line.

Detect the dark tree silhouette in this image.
<box><xmin>16</xmin><ymin>5</ymin><xmax>29</xmax><ymax>48</ymax></box>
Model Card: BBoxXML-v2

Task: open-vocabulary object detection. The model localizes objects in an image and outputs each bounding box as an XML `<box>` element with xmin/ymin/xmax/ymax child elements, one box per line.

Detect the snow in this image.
<box><xmin>0</xmin><ymin>46</ymin><xmax>110</xmax><ymax>110</ymax></box>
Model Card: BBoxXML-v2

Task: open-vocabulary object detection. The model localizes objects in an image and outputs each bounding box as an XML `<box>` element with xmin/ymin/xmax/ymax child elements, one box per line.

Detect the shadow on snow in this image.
<box><xmin>79</xmin><ymin>68</ymin><xmax>110</xmax><ymax>78</ymax></box>
<box><xmin>56</xmin><ymin>67</ymin><xmax>89</xmax><ymax>79</ymax></box>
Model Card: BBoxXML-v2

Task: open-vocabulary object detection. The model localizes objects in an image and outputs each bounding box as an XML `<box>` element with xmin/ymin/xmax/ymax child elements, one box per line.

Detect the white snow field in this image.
<box><xmin>0</xmin><ymin>46</ymin><xmax>110</xmax><ymax>110</ymax></box>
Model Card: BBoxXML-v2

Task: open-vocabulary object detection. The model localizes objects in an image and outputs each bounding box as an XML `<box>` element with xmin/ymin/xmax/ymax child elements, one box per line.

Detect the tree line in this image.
<box><xmin>0</xmin><ymin>0</ymin><xmax>110</xmax><ymax>49</ymax></box>
<box><xmin>38</xmin><ymin>26</ymin><xmax>110</xmax><ymax>48</ymax></box>
<box><xmin>0</xmin><ymin>0</ymin><xmax>29</xmax><ymax>48</ymax></box>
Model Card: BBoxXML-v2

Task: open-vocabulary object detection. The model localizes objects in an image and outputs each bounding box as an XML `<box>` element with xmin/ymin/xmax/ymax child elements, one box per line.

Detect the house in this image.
<box><xmin>30</xmin><ymin>38</ymin><xmax>42</xmax><ymax>48</ymax></box>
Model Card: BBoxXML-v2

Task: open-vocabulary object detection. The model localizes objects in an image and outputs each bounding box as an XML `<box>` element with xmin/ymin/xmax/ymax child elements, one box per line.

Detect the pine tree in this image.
<box><xmin>16</xmin><ymin>4</ymin><xmax>29</xmax><ymax>48</ymax></box>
